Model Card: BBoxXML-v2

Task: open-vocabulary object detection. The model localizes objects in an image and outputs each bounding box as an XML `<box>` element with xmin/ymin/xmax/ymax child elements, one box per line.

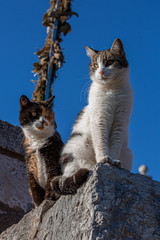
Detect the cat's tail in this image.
<box><xmin>51</xmin><ymin>168</ymin><xmax>89</xmax><ymax>195</ymax></box>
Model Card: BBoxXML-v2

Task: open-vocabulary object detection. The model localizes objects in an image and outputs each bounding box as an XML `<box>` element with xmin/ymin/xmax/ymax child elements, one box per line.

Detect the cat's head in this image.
<box><xmin>19</xmin><ymin>95</ymin><xmax>56</xmax><ymax>139</ymax></box>
<box><xmin>85</xmin><ymin>39</ymin><xmax>128</xmax><ymax>84</ymax></box>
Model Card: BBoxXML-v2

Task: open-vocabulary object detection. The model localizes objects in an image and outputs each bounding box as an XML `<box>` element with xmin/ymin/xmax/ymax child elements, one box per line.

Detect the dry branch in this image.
<box><xmin>32</xmin><ymin>0</ymin><xmax>78</xmax><ymax>101</ymax></box>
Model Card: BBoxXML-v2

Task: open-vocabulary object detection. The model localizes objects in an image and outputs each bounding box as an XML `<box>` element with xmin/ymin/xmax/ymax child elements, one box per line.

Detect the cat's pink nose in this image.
<box><xmin>100</xmin><ymin>70</ymin><xmax>104</xmax><ymax>75</ymax></box>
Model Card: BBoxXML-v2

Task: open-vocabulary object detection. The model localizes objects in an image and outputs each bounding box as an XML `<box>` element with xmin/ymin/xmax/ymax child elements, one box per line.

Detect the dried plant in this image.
<box><xmin>32</xmin><ymin>0</ymin><xmax>78</xmax><ymax>101</ymax></box>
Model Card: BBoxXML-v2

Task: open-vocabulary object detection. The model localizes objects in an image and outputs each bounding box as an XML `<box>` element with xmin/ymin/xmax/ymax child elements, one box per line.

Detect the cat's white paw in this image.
<box><xmin>100</xmin><ymin>156</ymin><xmax>112</xmax><ymax>164</ymax></box>
<box><xmin>111</xmin><ymin>159</ymin><xmax>121</xmax><ymax>168</ymax></box>
<box><xmin>100</xmin><ymin>156</ymin><xmax>121</xmax><ymax>168</ymax></box>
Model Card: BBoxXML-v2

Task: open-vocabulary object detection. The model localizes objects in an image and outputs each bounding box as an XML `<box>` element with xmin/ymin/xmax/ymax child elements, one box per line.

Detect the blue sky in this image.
<box><xmin>0</xmin><ymin>0</ymin><xmax>160</xmax><ymax>181</ymax></box>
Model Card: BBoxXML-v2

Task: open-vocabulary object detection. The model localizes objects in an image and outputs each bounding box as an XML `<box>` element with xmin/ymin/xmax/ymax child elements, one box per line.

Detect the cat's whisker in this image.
<box><xmin>84</xmin><ymin>81</ymin><xmax>91</xmax><ymax>98</ymax></box>
<box><xmin>15</xmin><ymin>128</ymin><xmax>24</xmax><ymax>140</ymax></box>
<box><xmin>80</xmin><ymin>80</ymin><xmax>91</xmax><ymax>102</ymax></box>
<box><xmin>78</xmin><ymin>74</ymin><xmax>90</xmax><ymax>81</ymax></box>
<box><xmin>15</xmin><ymin>128</ymin><xmax>21</xmax><ymax>134</ymax></box>
<box><xmin>82</xmin><ymin>81</ymin><xmax>91</xmax><ymax>101</ymax></box>
<box><xmin>17</xmin><ymin>131</ymin><xmax>24</xmax><ymax>140</ymax></box>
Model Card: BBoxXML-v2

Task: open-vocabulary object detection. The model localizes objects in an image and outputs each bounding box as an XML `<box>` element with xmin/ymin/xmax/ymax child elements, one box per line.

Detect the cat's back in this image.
<box><xmin>72</xmin><ymin>106</ymin><xmax>90</xmax><ymax>134</ymax></box>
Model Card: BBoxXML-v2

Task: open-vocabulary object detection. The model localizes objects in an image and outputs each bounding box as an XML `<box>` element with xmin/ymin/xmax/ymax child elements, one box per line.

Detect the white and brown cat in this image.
<box><xmin>51</xmin><ymin>38</ymin><xmax>133</xmax><ymax>195</ymax></box>
<box><xmin>19</xmin><ymin>95</ymin><xmax>63</xmax><ymax>206</ymax></box>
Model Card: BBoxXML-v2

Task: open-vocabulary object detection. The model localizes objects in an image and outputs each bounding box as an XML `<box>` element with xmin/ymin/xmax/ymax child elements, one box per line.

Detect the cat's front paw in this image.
<box><xmin>51</xmin><ymin>176</ymin><xmax>62</xmax><ymax>195</ymax></box>
<box><xmin>111</xmin><ymin>159</ymin><xmax>121</xmax><ymax>168</ymax></box>
<box><xmin>100</xmin><ymin>156</ymin><xmax>112</xmax><ymax>164</ymax></box>
<box><xmin>51</xmin><ymin>176</ymin><xmax>77</xmax><ymax>196</ymax></box>
<box><xmin>100</xmin><ymin>156</ymin><xmax>121</xmax><ymax>168</ymax></box>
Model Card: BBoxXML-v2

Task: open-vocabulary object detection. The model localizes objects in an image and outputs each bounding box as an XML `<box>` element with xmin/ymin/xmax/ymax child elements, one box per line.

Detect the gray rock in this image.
<box><xmin>0</xmin><ymin>120</ymin><xmax>33</xmax><ymax>234</ymax></box>
<box><xmin>0</xmin><ymin>154</ymin><xmax>32</xmax><ymax>213</ymax></box>
<box><xmin>0</xmin><ymin>201</ymin><xmax>25</xmax><ymax>234</ymax></box>
<box><xmin>1</xmin><ymin>164</ymin><xmax>160</xmax><ymax>240</ymax></box>
<box><xmin>0</xmin><ymin>120</ymin><xmax>25</xmax><ymax>161</ymax></box>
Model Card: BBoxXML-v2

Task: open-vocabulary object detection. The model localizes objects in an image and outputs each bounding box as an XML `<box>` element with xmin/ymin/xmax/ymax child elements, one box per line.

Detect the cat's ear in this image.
<box><xmin>44</xmin><ymin>95</ymin><xmax>55</xmax><ymax>108</ymax></box>
<box><xmin>85</xmin><ymin>46</ymin><xmax>97</xmax><ymax>58</ymax></box>
<box><xmin>20</xmin><ymin>95</ymin><xmax>30</xmax><ymax>110</ymax></box>
<box><xmin>111</xmin><ymin>39</ymin><xmax>124</xmax><ymax>54</ymax></box>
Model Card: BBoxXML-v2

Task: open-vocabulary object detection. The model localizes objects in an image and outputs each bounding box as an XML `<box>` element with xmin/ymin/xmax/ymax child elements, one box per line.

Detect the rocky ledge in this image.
<box><xmin>1</xmin><ymin>163</ymin><xmax>160</xmax><ymax>240</ymax></box>
<box><xmin>0</xmin><ymin>120</ymin><xmax>32</xmax><ymax>233</ymax></box>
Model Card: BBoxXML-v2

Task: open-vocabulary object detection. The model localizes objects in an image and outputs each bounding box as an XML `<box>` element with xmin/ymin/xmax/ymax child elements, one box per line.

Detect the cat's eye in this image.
<box><xmin>94</xmin><ymin>63</ymin><xmax>99</xmax><ymax>69</ymax></box>
<box><xmin>32</xmin><ymin>112</ymin><xmax>37</xmax><ymax>117</ymax></box>
<box><xmin>106</xmin><ymin>60</ymin><xmax>114</xmax><ymax>66</ymax></box>
<box><xmin>46</xmin><ymin>113</ymin><xmax>50</xmax><ymax>118</ymax></box>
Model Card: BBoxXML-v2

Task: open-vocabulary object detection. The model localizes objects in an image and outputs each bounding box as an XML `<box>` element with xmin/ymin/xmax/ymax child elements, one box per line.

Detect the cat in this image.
<box><xmin>19</xmin><ymin>95</ymin><xmax>63</xmax><ymax>206</ymax></box>
<box><xmin>51</xmin><ymin>38</ymin><xmax>133</xmax><ymax>196</ymax></box>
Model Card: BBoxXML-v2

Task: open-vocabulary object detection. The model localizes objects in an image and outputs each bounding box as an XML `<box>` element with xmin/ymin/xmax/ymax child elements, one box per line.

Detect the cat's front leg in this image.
<box><xmin>45</xmin><ymin>175</ymin><xmax>61</xmax><ymax>201</ymax></box>
<box><xmin>28</xmin><ymin>172</ymin><xmax>45</xmax><ymax>206</ymax></box>
<box><xmin>108</xmin><ymin>121</ymin><xmax>125</xmax><ymax>167</ymax></box>
<box><xmin>90</xmin><ymin>114</ymin><xmax>121</xmax><ymax>168</ymax></box>
<box><xmin>89</xmin><ymin>118</ymin><xmax>115</xmax><ymax>166</ymax></box>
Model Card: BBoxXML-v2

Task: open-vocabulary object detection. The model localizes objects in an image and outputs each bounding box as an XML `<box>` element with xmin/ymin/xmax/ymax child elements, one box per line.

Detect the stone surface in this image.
<box><xmin>0</xmin><ymin>120</ymin><xmax>33</xmax><ymax>234</ymax></box>
<box><xmin>1</xmin><ymin>164</ymin><xmax>160</xmax><ymax>240</ymax></box>
<box><xmin>0</xmin><ymin>201</ymin><xmax>25</xmax><ymax>234</ymax></box>
<box><xmin>0</xmin><ymin>120</ymin><xmax>25</xmax><ymax>161</ymax></box>
<box><xmin>0</xmin><ymin>154</ymin><xmax>32</xmax><ymax>212</ymax></box>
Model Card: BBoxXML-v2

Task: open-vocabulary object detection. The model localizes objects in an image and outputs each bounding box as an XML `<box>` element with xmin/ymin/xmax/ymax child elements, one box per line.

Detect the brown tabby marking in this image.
<box><xmin>24</xmin><ymin>138</ymin><xmax>38</xmax><ymax>182</ymax></box>
<box><xmin>90</xmin><ymin>50</ymin><xmax>128</xmax><ymax>74</ymax></box>
<box><xmin>41</xmin><ymin>106</ymin><xmax>55</xmax><ymax>125</ymax></box>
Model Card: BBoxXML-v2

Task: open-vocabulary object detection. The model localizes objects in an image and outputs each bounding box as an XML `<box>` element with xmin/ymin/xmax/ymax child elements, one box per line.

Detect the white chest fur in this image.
<box><xmin>36</xmin><ymin>150</ymin><xmax>48</xmax><ymax>189</ymax></box>
<box><xmin>22</xmin><ymin>125</ymin><xmax>55</xmax><ymax>189</ymax></box>
<box><xmin>88</xmin><ymin>81</ymin><xmax>133</xmax><ymax>116</ymax></box>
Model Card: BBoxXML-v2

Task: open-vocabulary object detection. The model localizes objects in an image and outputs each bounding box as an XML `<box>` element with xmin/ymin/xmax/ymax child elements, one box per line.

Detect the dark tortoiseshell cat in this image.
<box><xmin>19</xmin><ymin>95</ymin><xmax>63</xmax><ymax>206</ymax></box>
